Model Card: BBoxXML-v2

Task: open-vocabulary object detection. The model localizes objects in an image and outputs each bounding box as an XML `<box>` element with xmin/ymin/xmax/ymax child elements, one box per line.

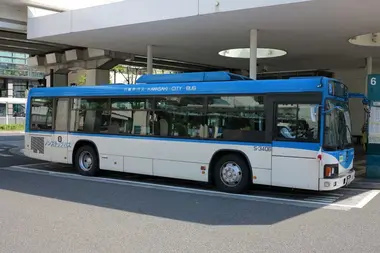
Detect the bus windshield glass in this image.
<box><xmin>324</xmin><ymin>100</ymin><xmax>352</xmax><ymax>150</ymax></box>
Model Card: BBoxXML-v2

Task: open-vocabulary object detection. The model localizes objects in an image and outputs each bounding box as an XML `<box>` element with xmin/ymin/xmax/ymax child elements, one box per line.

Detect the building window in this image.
<box><xmin>30</xmin><ymin>98</ymin><xmax>54</xmax><ymax>130</ymax></box>
<box><xmin>0</xmin><ymin>51</ymin><xmax>43</xmax><ymax>78</ymax></box>
<box><xmin>0</xmin><ymin>104</ymin><xmax>5</xmax><ymax>117</ymax></box>
<box><xmin>0</xmin><ymin>79</ymin><xmax>6</xmax><ymax>97</ymax></box>
<box><xmin>276</xmin><ymin>103</ymin><xmax>319</xmax><ymax>142</ymax></box>
<box><xmin>13</xmin><ymin>104</ymin><xmax>25</xmax><ymax>117</ymax></box>
<box><xmin>0</xmin><ymin>52</ymin><xmax>12</xmax><ymax>57</ymax></box>
<box><xmin>13</xmin><ymin>80</ymin><xmax>28</xmax><ymax>98</ymax></box>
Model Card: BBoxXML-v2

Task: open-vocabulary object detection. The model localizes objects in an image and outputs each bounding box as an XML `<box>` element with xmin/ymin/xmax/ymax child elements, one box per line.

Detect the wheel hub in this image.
<box><xmin>220</xmin><ymin>162</ymin><xmax>243</xmax><ymax>187</ymax></box>
<box><xmin>79</xmin><ymin>151</ymin><xmax>93</xmax><ymax>171</ymax></box>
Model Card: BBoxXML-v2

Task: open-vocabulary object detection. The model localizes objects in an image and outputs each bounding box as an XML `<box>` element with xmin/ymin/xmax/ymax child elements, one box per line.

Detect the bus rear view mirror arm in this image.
<box><xmin>312</xmin><ymin>104</ymin><xmax>344</xmax><ymax>115</ymax></box>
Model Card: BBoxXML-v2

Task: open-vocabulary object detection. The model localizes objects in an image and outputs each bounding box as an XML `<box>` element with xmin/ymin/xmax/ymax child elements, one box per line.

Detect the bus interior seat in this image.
<box><xmin>108</xmin><ymin>121</ymin><xmax>120</xmax><ymax>134</ymax></box>
<box><xmin>159</xmin><ymin>119</ymin><xmax>169</xmax><ymax>136</ymax></box>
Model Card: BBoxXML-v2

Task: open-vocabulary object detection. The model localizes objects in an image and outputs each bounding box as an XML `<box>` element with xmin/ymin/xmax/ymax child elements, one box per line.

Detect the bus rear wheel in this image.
<box><xmin>213</xmin><ymin>154</ymin><xmax>250</xmax><ymax>194</ymax></box>
<box><xmin>74</xmin><ymin>145</ymin><xmax>99</xmax><ymax>176</ymax></box>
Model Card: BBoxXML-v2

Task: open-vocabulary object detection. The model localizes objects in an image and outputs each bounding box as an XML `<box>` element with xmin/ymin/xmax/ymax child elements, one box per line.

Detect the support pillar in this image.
<box><xmin>147</xmin><ymin>45</ymin><xmax>153</xmax><ymax>75</ymax></box>
<box><xmin>85</xmin><ymin>69</ymin><xmax>110</xmax><ymax>85</ymax></box>
<box><xmin>249</xmin><ymin>29</ymin><xmax>258</xmax><ymax>80</ymax></box>
<box><xmin>5</xmin><ymin>102</ymin><xmax>8</xmax><ymax>125</ymax></box>
<box><xmin>45</xmin><ymin>73</ymin><xmax>68</xmax><ymax>87</ymax></box>
<box><xmin>366</xmin><ymin>56</ymin><xmax>373</xmax><ymax>96</ymax></box>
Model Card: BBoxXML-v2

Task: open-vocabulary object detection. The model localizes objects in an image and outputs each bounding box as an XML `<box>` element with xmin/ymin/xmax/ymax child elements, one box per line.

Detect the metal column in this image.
<box><xmin>249</xmin><ymin>29</ymin><xmax>258</xmax><ymax>80</ymax></box>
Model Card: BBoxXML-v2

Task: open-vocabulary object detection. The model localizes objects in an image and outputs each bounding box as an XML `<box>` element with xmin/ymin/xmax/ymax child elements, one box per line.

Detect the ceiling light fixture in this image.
<box><xmin>218</xmin><ymin>48</ymin><xmax>287</xmax><ymax>59</ymax></box>
<box><xmin>349</xmin><ymin>33</ymin><xmax>380</xmax><ymax>47</ymax></box>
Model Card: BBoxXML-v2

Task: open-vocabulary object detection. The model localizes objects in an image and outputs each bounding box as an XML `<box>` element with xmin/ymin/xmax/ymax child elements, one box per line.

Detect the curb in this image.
<box><xmin>0</xmin><ymin>135</ymin><xmax>24</xmax><ymax>141</ymax></box>
<box><xmin>0</xmin><ymin>131</ymin><xmax>24</xmax><ymax>134</ymax></box>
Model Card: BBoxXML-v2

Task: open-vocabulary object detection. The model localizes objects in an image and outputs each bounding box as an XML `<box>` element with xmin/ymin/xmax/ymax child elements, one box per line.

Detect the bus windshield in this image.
<box><xmin>324</xmin><ymin>99</ymin><xmax>352</xmax><ymax>150</ymax></box>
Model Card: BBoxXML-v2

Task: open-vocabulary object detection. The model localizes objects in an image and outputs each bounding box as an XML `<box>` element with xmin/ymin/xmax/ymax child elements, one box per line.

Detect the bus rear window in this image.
<box><xmin>30</xmin><ymin>98</ymin><xmax>53</xmax><ymax>131</ymax></box>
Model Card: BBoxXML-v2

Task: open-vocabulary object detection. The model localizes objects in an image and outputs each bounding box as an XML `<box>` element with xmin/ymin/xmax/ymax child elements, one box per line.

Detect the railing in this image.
<box><xmin>0</xmin><ymin>68</ymin><xmax>44</xmax><ymax>79</ymax></box>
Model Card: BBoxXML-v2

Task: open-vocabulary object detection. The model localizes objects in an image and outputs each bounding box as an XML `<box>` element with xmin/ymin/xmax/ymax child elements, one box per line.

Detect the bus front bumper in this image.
<box><xmin>319</xmin><ymin>169</ymin><xmax>355</xmax><ymax>191</ymax></box>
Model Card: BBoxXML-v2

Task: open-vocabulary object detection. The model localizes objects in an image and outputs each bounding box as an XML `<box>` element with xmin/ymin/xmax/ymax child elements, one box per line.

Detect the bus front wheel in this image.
<box><xmin>74</xmin><ymin>145</ymin><xmax>99</xmax><ymax>176</ymax></box>
<box><xmin>213</xmin><ymin>154</ymin><xmax>250</xmax><ymax>194</ymax></box>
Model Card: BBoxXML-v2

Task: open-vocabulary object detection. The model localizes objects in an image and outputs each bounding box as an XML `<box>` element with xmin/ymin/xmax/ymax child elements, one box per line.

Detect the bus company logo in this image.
<box><xmin>45</xmin><ymin>140</ymin><xmax>72</xmax><ymax>148</ymax></box>
<box><xmin>123</xmin><ymin>85</ymin><xmax>197</xmax><ymax>93</ymax></box>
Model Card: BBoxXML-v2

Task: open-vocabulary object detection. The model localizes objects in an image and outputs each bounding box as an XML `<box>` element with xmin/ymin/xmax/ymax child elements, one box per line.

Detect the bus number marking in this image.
<box><xmin>253</xmin><ymin>146</ymin><xmax>272</xmax><ymax>152</ymax></box>
<box><xmin>45</xmin><ymin>140</ymin><xmax>72</xmax><ymax>148</ymax></box>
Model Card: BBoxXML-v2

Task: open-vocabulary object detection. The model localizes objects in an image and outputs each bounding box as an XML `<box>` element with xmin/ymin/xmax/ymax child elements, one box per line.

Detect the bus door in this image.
<box><xmin>50</xmin><ymin>98</ymin><xmax>70</xmax><ymax>163</ymax></box>
<box><xmin>268</xmin><ymin>93</ymin><xmax>322</xmax><ymax>190</ymax></box>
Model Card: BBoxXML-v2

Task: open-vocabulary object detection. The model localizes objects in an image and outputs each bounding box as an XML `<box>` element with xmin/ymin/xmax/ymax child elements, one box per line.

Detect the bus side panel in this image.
<box><xmin>49</xmin><ymin>98</ymin><xmax>71</xmax><ymax>164</ymax></box>
<box><xmin>151</xmin><ymin>140</ymin><xmax>272</xmax><ymax>183</ymax></box>
<box><xmin>68</xmin><ymin>134</ymin><xmax>124</xmax><ymax>173</ymax></box>
<box><xmin>24</xmin><ymin>132</ymin><xmax>54</xmax><ymax>162</ymax></box>
<box><xmin>49</xmin><ymin>132</ymin><xmax>70</xmax><ymax>163</ymax></box>
<box><xmin>67</xmin><ymin>134</ymin><xmax>272</xmax><ymax>184</ymax></box>
<box><xmin>271</xmin><ymin>142</ymin><xmax>320</xmax><ymax>190</ymax></box>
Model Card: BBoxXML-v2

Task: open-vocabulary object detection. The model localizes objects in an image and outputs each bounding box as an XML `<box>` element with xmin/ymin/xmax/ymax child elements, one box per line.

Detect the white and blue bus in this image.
<box><xmin>24</xmin><ymin>72</ymin><xmax>367</xmax><ymax>193</ymax></box>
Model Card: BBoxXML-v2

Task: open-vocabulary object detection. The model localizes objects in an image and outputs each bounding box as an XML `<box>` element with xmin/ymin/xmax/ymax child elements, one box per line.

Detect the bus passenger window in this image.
<box><xmin>206</xmin><ymin>95</ymin><xmax>265</xmax><ymax>142</ymax></box>
<box><xmin>154</xmin><ymin>96</ymin><xmax>206</xmax><ymax>138</ymax></box>
<box><xmin>70</xmin><ymin>98</ymin><xmax>111</xmax><ymax>133</ymax></box>
<box><xmin>30</xmin><ymin>98</ymin><xmax>54</xmax><ymax>131</ymax></box>
<box><xmin>109</xmin><ymin>97</ymin><xmax>152</xmax><ymax>135</ymax></box>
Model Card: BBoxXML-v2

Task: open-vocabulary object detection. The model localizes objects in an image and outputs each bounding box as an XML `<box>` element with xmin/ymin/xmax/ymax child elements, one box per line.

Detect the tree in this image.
<box><xmin>78</xmin><ymin>74</ymin><xmax>86</xmax><ymax>85</ymax></box>
<box><xmin>111</xmin><ymin>65</ymin><xmax>129</xmax><ymax>83</ymax></box>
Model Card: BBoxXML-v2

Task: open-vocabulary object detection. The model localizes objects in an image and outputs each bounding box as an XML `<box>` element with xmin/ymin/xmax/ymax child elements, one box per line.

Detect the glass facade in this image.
<box><xmin>0</xmin><ymin>51</ymin><xmax>44</xmax><ymax>118</ymax></box>
<box><xmin>0</xmin><ymin>51</ymin><xmax>44</xmax><ymax>79</ymax></box>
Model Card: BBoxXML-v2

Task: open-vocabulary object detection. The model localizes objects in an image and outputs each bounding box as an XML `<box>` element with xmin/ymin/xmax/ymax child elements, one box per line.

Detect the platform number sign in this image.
<box><xmin>368</xmin><ymin>74</ymin><xmax>380</xmax><ymax>101</ymax></box>
<box><xmin>371</xmin><ymin>76</ymin><xmax>377</xmax><ymax>86</ymax></box>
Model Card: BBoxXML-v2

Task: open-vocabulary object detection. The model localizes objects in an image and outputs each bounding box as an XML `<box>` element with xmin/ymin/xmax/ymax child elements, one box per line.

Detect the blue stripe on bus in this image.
<box><xmin>272</xmin><ymin>141</ymin><xmax>320</xmax><ymax>151</ymax></box>
<box><xmin>26</xmin><ymin>130</ymin><xmax>321</xmax><ymax>151</ymax></box>
<box><xmin>27</xmin><ymin>77</ymin><xmax>328</xmax><ymax>98</ymax></box>
<box><xmin>327</xmin><ymin>148</ymin><xmax>354</xmax><ymax>169</ymax></box>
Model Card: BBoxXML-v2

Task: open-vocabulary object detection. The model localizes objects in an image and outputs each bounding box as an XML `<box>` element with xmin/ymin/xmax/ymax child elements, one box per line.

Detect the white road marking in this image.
<box><xmin>303</xmin><ymin>197</ymin><xmax>340</xmax><ymax>203</ymax></box>
<box><xmin>0</xmin><ymin>153</ymin><xmax>12</xmax><ymax>157</ymax></box>
<box><xmin>353</xmin><ymin>190</ymin><xmax>380</xmax><ymax>208</ymax></box>
<box><xmin>1</xmin><ymin>165</ymin><xmax>378</xmax><ymax>211</ymax></box>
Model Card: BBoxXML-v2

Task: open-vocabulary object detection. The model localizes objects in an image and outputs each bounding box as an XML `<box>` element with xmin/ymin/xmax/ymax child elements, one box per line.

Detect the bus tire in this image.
<box><xmin>74</xmin><ymin>145</ymin><xmax>99</xmax><ymax>176</ymax></box>
<box><xmin>213</xmin><ymin>154</ymin><xmax>250</xmax><ymax>194</ymax></box>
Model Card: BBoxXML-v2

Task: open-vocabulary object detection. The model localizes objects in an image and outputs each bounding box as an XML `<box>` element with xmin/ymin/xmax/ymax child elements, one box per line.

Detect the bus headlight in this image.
<box><xmin>324</xmin><ymin>164</ymin><xmax>339</xmax><ymax>178</ymax></box>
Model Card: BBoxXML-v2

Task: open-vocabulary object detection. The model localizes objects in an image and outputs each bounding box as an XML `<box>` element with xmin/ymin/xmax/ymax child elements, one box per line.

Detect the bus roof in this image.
<box><xmin>136</xmin><ymin>71</ymin><xmax>252</xmax><ymax>84</ymax></box>
<box><xmin>28</xmin><ymin>72</ymin><xmax>329</xmax><ymax>98</ymax></box>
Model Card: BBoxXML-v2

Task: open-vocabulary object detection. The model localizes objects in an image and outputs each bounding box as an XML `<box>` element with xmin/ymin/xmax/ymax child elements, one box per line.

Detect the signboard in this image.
<box><xmin>368</xmin><ymin>74</ymin><xmax>380</xmax><ymax>144</ymax></box>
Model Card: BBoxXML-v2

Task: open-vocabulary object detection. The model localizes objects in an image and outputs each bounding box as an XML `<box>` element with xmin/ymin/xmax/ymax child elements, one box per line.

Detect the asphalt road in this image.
<box><xmin>1</xmin><ymin>135</ymin><xmax>380</xmax><ymax>253</ymax></box>
<box><xmin>1</xmin><ymin>168</ymin><xmax>380</xmax><ymax>253</ymax></box>
<box><xmin>0</xmin><ymin>138</ymin><xmax>41</xmax><ymax>167</ymax></box>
